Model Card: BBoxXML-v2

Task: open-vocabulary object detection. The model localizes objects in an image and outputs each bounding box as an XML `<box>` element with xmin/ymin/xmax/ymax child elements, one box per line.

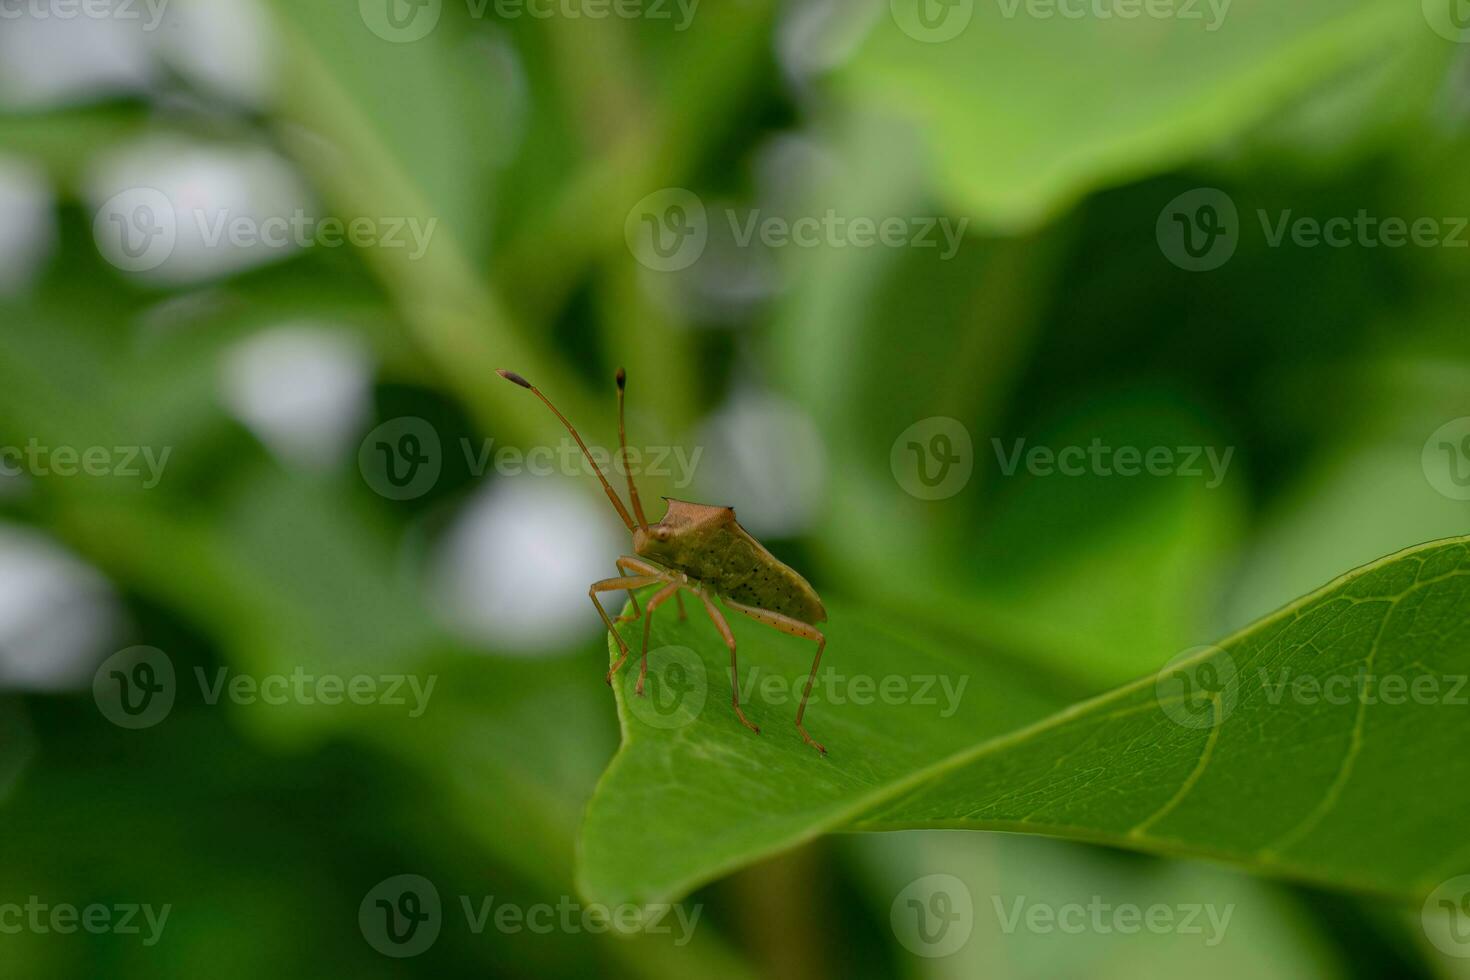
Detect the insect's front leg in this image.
<box><xmin>636</xmin><ymin>581</ymin><xmax>684</xmax><ymax>696</ymax></box>
<box><xmin>589</xmin><ymin>573</ymin><xmax>663</xmax><ymax>684</ymax></box>
<box><xmin>614</xmin><ymin>555</ymin><xmax>666</xmax><ymax>622</ymax></box>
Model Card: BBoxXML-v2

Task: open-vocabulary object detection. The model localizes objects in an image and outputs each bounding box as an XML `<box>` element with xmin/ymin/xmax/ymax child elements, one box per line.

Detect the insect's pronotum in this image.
<box><xmin>497</xmin><ymin>368</ymin><xmax>830</xmax><ymax>755</ymax></box>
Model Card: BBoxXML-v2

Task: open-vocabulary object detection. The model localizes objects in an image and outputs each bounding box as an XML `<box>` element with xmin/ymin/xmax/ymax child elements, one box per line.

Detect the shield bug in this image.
<box><xmin>496</xmin><ymin>368</ymin><xmax>830</xmax><ymax>755</ymax></box>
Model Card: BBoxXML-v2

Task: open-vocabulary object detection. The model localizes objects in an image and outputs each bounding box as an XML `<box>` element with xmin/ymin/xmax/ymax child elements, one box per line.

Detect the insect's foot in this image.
<box><xmin>605</xmin><ymin>657</ymin><xmax>628</xmax><ymax>687</ymax></box>
<box><xmin>734</xmin><ymin>707</ymin><xmax>760</xmax><ymax>734</ymax></box>
<box><xmin>798</xmin><ymin>726</ymin><xmax>827</xmax><ymax>756</ymax></box>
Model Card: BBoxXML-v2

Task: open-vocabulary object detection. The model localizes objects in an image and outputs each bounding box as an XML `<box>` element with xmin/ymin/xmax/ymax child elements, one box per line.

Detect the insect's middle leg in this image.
<box><xmin>589</xmin><ymin>574</ymin><xmax>663</xmax><ymax>684</ymax></box>
<box><xmin>636</xmin><ymin>581</ymin><xmax>683</xmax><ymax>696</ymax></box>
<box><xmin>693</xmin><ymin>591</ymin><xmax>760</xmax><ymax>735</ymax></box>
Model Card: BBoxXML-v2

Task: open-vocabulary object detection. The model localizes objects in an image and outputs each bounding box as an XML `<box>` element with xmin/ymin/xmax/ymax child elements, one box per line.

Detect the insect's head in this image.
<box><xmin>633</xmin><ymin>498</ymin><xmax>732</xmax><ymax>564</ymax></box>
<box><xmin>631</xmin><ymin>522</ymin><xmax>675</xmax><ymax>560</ymax></box>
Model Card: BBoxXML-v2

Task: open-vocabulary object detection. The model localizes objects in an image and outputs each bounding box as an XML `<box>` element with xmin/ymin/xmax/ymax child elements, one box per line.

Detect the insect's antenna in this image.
<box><xmin>496</xmin><ymin>369</ymin><xmax>635</xmax><ymax>531</ymax></box>
<box><xmin>614</xmin><ymin>368</ymin><xmax>650</xmax><ymax>531</ymax></box>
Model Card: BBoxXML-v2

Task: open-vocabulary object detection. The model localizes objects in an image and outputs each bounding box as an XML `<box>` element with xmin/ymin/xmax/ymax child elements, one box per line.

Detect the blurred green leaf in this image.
<box><xmin>850</xmin><ymin>833</ymin><xmax>1343</xmax><ymax>979</ymax></box>
<box><xmin>837</xmin><ymin>0</ymin><xmax>1417</xmax><ymax>229</ymax></box>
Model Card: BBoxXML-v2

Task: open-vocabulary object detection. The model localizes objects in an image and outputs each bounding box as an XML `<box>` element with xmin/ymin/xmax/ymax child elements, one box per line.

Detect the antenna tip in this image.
<box><xmin>496</xmin><ymin>369</ymin><xmax>532</xmax><ymax>389</ymax></box>
<box><xmin>615</xmin><ymin>367</ymin><xmax>626</xmax><ymax>390</ymax></box>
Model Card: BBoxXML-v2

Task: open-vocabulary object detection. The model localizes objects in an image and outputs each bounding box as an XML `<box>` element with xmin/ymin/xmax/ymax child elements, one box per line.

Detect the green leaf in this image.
<box><xmin>578</xmin><ymin>601</ymin><xmax>1074</xmax><ymax>905</ymax></box>
<box><xmin>580</xmin><ymin>537</ymin><xmax>1470</xmax><ymax>905</ymax></box>
<box><xmin>835</xmin><ymin>0</ymin><xmax>1416</xmax><ymax>229</ymax></box>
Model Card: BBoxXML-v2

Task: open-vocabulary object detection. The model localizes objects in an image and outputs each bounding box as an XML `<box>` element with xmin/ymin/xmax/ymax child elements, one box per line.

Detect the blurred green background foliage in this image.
<box><xmin>0</xmin><ymin>0</ymin><xmax>1468</xmax><ymax>976</ymax></box>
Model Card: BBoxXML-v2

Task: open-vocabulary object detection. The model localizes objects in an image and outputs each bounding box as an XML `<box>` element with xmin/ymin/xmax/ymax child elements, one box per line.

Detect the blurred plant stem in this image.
<box><xmin>725</xmin><ymin>843</ymin><xmax>832</xmax><ymax>980</ymax></box>
<box><xmin>265</xmin><ymin>5</ymin><xmax>600</xmax><ymax>448</ymax></box>
<box><xmin>494</xmin><ymin>0</ymin><xmax>778</xmax><ymax>326</ymax></box>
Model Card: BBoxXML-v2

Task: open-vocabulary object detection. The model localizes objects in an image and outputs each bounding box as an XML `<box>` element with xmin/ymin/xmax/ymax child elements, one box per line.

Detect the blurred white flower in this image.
<box><xmin>428</xmin><ymin>480</ymin><xmax>626</xmax><ymax>655</ymax></box>
<box><xmin>85</xmin><ymin>134</ymin><xmax>314</xmax><ymax>285</ymax></box>
<box><xmin>0</xmin><ymin>526</ymin><xmax>122</xmax><ymax>691</ymax></box>
<box><xmin>0</xmin><ymin>1</ymin><xmax>156</xmax><ymax>110</ymax></box>
<box><xmin>0</xmin><ymin>0</ymin><xmax>274</xmax><ymax>110</ymax></box>
<box><xmin>219</xmin><ymin>325</ymin><xmax>373</xmax><ymax>471</ymax></box>
<box><xmin>695</xmin><ymin>387</ymin><xmax>826</xmax><ymax>538</ymax></box>
<box><xmin>777</xmin><ymin>0</ymin><xmax>883</xmax><ymax>83</ymax></box>
<box><xmin>0</xmin><ymin>156</ymin><xmax>56</xmax><ymax>295</ymax></box>
<box><xmin>152</xmin><ymin>0</ymin><xmax>276</xmax><ymax>107</ymax></box>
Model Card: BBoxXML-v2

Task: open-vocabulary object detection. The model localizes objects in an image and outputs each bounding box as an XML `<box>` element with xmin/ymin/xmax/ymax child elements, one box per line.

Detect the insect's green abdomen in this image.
<box><xmin>706</xmin><ymin>524</ymin><xmax>824</xmax><ymax>623</ymax></box>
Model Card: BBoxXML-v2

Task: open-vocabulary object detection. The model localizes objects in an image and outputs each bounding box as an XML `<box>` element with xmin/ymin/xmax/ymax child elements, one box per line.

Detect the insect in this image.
<box><xmin>497</xmin><ymin>367</ymin><xmax>830</xmax><ymax>755</ymax></box>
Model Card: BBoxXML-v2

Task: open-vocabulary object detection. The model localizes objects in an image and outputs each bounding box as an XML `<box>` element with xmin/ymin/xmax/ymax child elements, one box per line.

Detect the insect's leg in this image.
<box><xmin>636</xmin><ymin>581</ymin><xmax>683</xmax><ymax>696</ymax></box>
<box><xmin>693</xmin><ymin>591</ymin><xmax>760</xmax><ymax>735</ymax></box>
<box><xmin>590</xmin><ymin>575</ymin><xmax>662</xmax><ymax>684</ymax></box>
<box><xmin>614</xmin><ymin>556</ymin><xmax>665</xmax><ymax>622</ymax></box>
<box><xmin>720</xmin><ymin>597</ymin><xmax>828</xmax><ymax>756</ymax></box>
<box><xmin>616</xmin><ymin>556</ymin><xmax>664</xmax><ymax>576</ymax></box>
<box><xmin>674</xmin><ymin>591</ymin><xmax>686</xmax><ymax>621</ymax></box>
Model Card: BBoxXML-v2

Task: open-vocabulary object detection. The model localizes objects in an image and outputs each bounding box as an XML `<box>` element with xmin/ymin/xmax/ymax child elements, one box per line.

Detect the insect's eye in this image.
<box><xmin>653</xmin><ymin>527</ymin><xmax>672</xmax><ymax>542</ymax></box>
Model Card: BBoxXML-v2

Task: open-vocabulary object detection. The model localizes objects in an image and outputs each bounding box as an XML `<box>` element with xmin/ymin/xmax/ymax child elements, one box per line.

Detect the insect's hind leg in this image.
<box><xmin>636</xmin><ymin>581</ymin><xmax>683</xmax><ymax>696</ymax></box>
<box><xmin>692</xmin><ymin>591</ymin><xmax>761</xmax><ymax>735</ymax></box>
<box><xmin>719</xmin><ymin>597</ymin><xmax>828</xmax><ymax>756</ymax></box>
<box><xmin>590</xmin><ymin>574</ymin><xmax>662</xmax><ymax>684</ymax></box>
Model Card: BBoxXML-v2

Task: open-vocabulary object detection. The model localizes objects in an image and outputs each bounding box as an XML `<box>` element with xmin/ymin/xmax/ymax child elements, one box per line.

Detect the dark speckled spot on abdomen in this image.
<box><xmin>720</xmin><ymin>577</ymin><xmax>809</xmax><ymax>621</ymax></box>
